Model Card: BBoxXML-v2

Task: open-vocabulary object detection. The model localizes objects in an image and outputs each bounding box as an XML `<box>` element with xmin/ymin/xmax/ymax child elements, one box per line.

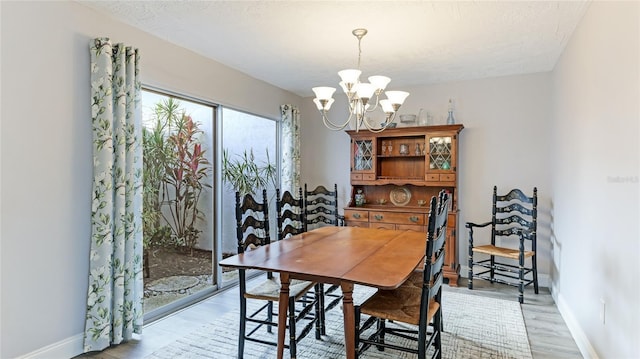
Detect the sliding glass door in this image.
<box><xmin>140</xmin><ymin>88</ymin><xmax>280</xmax><ymax>320</ymax></box>
<box><xmin>218</xmin><ymin>108</ymin><xmax>278</xmax><ymax>287</ymax></box>
<box><xmin>141</xmin><ymin>89</ymin><xmax>216</xmax><ymax>319</ymax></box>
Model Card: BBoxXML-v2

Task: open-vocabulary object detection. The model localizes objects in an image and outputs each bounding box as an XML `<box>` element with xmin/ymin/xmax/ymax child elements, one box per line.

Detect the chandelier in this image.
<box><xmin>312</xmin><ymin>28</ymin><xmax>410</xmax><ymax>132</ymax></box>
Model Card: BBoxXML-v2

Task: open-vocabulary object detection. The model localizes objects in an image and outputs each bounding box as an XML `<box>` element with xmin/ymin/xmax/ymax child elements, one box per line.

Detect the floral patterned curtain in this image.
<box><xmin>280</xmin><ymin>104</ymin><xmax>301</xmax><ymax>192</ymax></box>
<box><xmin>84</xmin><ymin>38</ymin><xmax>143</xmax><ymax>352</ymax></box>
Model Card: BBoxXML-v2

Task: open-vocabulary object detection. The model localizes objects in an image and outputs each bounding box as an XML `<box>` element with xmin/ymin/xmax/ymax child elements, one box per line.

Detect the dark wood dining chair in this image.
<box><xmin>275</xmin><ymin>188</ymin><xmax>325</xmax><ymax>339</ymax></box>
<box><xmin>303</xmin><ymin>183</ymin><xmax>344</xmax><ymax>230</ymax></box>
<box><xmin>355</xmin><ymin>192</ymin><xmax>450</xmax><ymax>359</ymax></box>
<box><xmin>466</xmin><ymin>186</ymin><xmax>538</xmax><ymax>303</ymax></box>
<box><xmin>303</xmin><ymin>183</ymin><xmax>344</xmax><ymax>325</ymax></box>
<box><xmin>235</xmin><ymin>190</ymin><xmax>320</xmax><ymax>358</ymax></box>
<box><xmin>276</xmin><ymin>187</ymin><xmax>306</xmax><ymax>241</ymax></box>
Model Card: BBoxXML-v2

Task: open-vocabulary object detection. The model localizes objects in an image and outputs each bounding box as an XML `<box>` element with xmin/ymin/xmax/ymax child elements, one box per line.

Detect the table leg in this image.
<box><xmin>340</xmin><ymin>282</ymin><xmax>355</xmax><ymax>359</ymax></box>
<box><xmin>277</xmin><ymin>272</ymin><xmax>290</xmax><ymax>359</ymax></box>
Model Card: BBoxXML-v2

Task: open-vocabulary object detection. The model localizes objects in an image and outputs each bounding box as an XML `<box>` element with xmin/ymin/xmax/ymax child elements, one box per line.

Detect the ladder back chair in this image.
<box><xmin>466</xmin><ymin>186</ymin><xmax>538</xmax><ymax>303</ymax></box>
<box><xmin>275</xmin><ymin>188</ymin><xmax>325</xmax><ymax>339</ymax></box>
<box><xmin>276</xmin><ymin>187</ymin><xmax>306</xmax><ymax>240</ymax></box>
<box><xmin>303</xmin><ymin>184</ymin><xmax>345</xmax><ymax>318</ymax></box>
<box><xmin>303</xmin><ymin>183</ymin><xmax>344</xmax><ymax>230</ymax></box>
<box><xmin>235</xmin><ymin>190</ymin><xmax>320</xmax><ymax>358</ymax></box>
<box><xmin>355</xmin><ymin>192</ymin><xmax>450</xmax><ymax>359</ymax></box>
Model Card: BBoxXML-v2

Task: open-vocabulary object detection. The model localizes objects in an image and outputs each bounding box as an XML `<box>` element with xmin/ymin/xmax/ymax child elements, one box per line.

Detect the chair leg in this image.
<box><xmin>321</xmin><ymin>284</ymin><xmax>328</xmax><ymax>335</ymax></box>
<box><xmin>314</xmin><ymin>283</ymin><xmax>323</xmax><ymax>339</ymax></box>
<box><xmin>267</xmin><ymin>301</ymin><xmax>274</xmax><ymax>333</ymax></box>
<box><xmin>519</xmin><ymin>252</ymin><xmax>525</xmax><ymax>304</ymax></box>
<box><xmin>288</xmin><ymin>298</ymin><xmax>297</xmax><ymax>358</ymax></box>
<box><xmin>490</xmin><ymin>255</ymin><xmax>495</xmax><ymax>283</ymax></box>
<box><xmin>238</xmin><ymin>297</ymin><xmax>247</xmax><ymax>359</ymax></box>
<box><xmin>468</xmin><ymin>248</ymin><xmax>474</xmax><ymax>290</ymax></box>
<box><xmin>434</xmin><ymin>308</ymin><xmax>443</xmax><ymax>359</ymax></box>
<box><xmin>376</xmin><ymin>318</ymin><xmax>386</xmax><ymax>351</ymax></box>
<box><xmin>238</xmin><ymin>271</ymin><xmax>247</xmax><ymax>359</ymax></box>
<box><xmin>532</xmin><ymin>254</ymin><xmax>539</xmax><ymax>294</ymax></box>
<box><xmin>417</xmin><ymin>321</ymin><xmax>427</xmax><ymax>359</ymax></box>
<box><xmin>354</xmin><ymin>306</ymin><xmax>361</xmax><ymax>359</ymax></box>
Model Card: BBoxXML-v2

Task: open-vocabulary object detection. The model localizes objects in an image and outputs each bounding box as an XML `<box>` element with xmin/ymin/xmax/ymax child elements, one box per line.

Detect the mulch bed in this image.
<box><xmin>144</xmin><ymin>245</ymin><xmax>213</xmax><ymax>281</ymax></box>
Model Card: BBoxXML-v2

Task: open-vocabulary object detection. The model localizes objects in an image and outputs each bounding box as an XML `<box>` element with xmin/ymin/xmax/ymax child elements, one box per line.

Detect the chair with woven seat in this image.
<box><xmin>303</xmin><ymin>183</ymin><xmax>345</xmax><ymax>322</ymax></box>
<box><xmin>235</xmin><ymin>190</ymin><xmax>320</xmax><ymax>358</ymax></box>
<box><xmin>466</xmin><ymin>186</ymin><xmax>538</xmax><ymax>303</ymax></box>
<box><xmin>276</xmin><ymin>187</ymin><xmax>306</xmax><ymax>241</ymax></box>
<box><xmin>355</xmin><ymin>192</ymin><xmax>450</xmax><ymax>359</ymax></box>
<box><xmin>275</xmin><ymin>187</ymin><xmax>325</xmax><ymax>339</ymax></box>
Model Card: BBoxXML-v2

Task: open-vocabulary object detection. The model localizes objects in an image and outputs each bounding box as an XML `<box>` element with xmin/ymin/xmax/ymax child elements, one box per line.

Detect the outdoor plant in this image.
<box><xmin>162</xmin><ymin>111</ymin><xmax>211</xmax><ymax>254</ymax></box>
<box><xmin>142</xmin><ymin>99</ymin><xmax>176</xmax><ymax>248</ymax></box>
<box><xmin>142</xmin><ymin>97</ymin><xmax>211</xmax><ymax>255</ymax></box>
<box><xmin>222</xmin><ymin>148</ymin><xmax>277</xmax><ymax>197</ymax></box>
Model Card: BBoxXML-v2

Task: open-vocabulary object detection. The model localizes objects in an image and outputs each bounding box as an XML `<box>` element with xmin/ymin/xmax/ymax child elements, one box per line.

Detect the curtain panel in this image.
<box><xmin>280</xmin><ymin>104</ymin><xmax>301</xmax><ymax>193</ymax></box>
<box><xmin>84</xmin><ymin>38</ymin><xmax>143</xmax><ymax>352</ymax></box>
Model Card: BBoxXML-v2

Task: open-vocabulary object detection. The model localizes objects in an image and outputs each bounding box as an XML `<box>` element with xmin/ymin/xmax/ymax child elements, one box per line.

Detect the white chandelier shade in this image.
<box><xmin>312</xmin><ymin>28</ymin><xmax>410</xmax><ymax>132</ymax></box>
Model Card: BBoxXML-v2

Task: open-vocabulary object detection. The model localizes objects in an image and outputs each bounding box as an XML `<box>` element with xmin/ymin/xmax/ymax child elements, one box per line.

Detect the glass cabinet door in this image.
<box><xmin>428</xmin><ymin>136</ymin><xmax>453</xmax><ymax>170</ymax></box>
<box><xmin>353</xmin><ymin>139</ymin><xmax>374</xmax><ymax>172</ymax></box>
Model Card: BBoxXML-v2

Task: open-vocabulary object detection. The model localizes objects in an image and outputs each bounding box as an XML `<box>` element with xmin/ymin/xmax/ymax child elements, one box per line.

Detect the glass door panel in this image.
<box><xmin>220</xmin><ymin>108</ymin><xmax>278</xmax><ymax>287</ymax></box>
<box><xmin>141</xmin><ymin>90</ymin><xmax>215</xmax><ymax>317</ymax></box>
<box><xmin>428</xmin><ymin>136</ymin><xmax>453</xmax><ymax>170</ymax></box>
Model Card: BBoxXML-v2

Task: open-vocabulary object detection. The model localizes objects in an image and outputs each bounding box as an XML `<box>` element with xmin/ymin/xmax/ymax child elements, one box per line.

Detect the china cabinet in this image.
<box><xmin>344</xmin><ymin>124</ymin><xmax>464</xmax><ymax>285</ymax></box>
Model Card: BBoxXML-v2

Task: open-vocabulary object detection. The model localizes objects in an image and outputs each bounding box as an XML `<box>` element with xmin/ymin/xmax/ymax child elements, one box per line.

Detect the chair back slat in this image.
<box><xmin>497</xmin><ymin>188</ymin><xmax>534</xmax><ymax>203</ymax></box>
<box><xmin>496</xmin><ymin>202</ymin><xmax>534</xmax><ymax>216</ymax></box>
<box><xmin>491</xmin><ymin>186</ymin><xmax>537</xmax><ymax>245</ymax></box>
<box><xmin>420</xmin><ymin>190</ymin><xmax>450</xmax><ymax>324</ymax></box>
<box><xmin>495</xmin><ymin>214</ymin><xmax>535</xmax><ymax>229</ymax></box>
<box><xmin>236</xmin><ymin>190</ymin><xmax>269</xmax><ymax>254</ymax></box>
<box><xmin>276</xmin><ymin>188</ymin><xmax>305</xmax><ymax>241</ymax></box>
<box><xmin>304</xmin><ymin>184</ymin><xmax>339</xmax><ymax>231</ymax></box>
<box><xmin>428</xmin><ymin>270</ymin><xmax>444</xmax><ymax>299</ymax></box>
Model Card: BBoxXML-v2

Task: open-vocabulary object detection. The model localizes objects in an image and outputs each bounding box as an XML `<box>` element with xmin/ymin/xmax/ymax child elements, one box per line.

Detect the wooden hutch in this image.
<box><xmin>343</xmin><ymin>124</ymin><xmax>464</xmax><ymax>286</ymax></box>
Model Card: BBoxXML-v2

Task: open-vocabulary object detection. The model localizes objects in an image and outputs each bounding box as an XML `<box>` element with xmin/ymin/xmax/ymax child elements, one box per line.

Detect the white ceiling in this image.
<box><xmin>79</xmin><ymin>1</ymin><xmax>589</xmax><ymax>98</ymax></box>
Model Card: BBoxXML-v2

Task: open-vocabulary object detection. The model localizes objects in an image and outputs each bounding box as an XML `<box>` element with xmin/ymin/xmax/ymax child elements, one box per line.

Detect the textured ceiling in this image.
<box><xmin>79</xmin><ymin>1</ymin><xmax>589</xmax><ymax>97</ymax></box>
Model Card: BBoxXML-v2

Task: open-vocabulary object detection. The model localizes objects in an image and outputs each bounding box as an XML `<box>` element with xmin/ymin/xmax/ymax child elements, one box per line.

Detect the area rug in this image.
<box><xmin>146</xmin><ymin>287</ymin><xmax>532</xmax><ymax>359</ymax></box>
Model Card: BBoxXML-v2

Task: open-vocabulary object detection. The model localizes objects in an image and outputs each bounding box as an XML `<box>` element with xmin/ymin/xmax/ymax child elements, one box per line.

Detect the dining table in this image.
<box><xmin>219</xmin><ymin>225</ymin><xmax>426</xmax><ymax>359</ymax></box>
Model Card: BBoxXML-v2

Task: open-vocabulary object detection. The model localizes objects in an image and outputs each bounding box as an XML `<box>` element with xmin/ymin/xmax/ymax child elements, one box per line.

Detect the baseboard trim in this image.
<box><xmin>18</xmin><ymin>333</ymin><xmax>84</xmax><ymax>359</ymax></box>
<box><xmin>556</xmin><ymin>293</ymin><xmax>600</xmax><ymax>359</ymax></box>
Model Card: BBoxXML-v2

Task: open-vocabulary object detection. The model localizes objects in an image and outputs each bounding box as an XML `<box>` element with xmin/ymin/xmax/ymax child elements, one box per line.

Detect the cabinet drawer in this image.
<box><xmin>344</xmin><ymin>209</ymin><xmax>369</xmax><ymax>222</ymax></box>
<box><xmin>369</xmin><ymin>211</ymin><xmax>425</xmax><ymax>225</ymax></box>
<box><xmin>397</xmin><ymin>224</ymin><xmax>426</xmax><ymax>232</ymax></box>
<box><xmin>426</xmin><ymin>174</ymin><xmax>439</xmax><ymax>181</ymax></box>
<box><xmin>346</xmin><ymin>221</ymin><xmax>369</xmax><ymax>228</ymax></box>
<box><xmin>351</xmin><ymin>173</ymin><xmax>362</xmax><ymax>181</ymax></box>
<box><xmin>363</xmin><ymin>173</ymin><xmax>376</xmax><ymax>181</ymax></box>
<box><xmin>440</xmin><ymin>173</ymin><xmax>455</xmax><ymax>182</ymax></box>
<box><xmin>371</xmin><ymin>222</ymin><xmax>395</xmax><ymax>230</ymax></box>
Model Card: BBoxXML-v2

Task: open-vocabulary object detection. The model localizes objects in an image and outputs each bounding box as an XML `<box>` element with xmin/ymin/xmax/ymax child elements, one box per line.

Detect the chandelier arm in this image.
<box><xmin>321</xmin><ymin>111</ymin><xmax>354</xmax><ymax>131</ymax></box>
<box><xmin>358</xmin><ymin>113</ymin><xmax>385</xmax><ymax>133</ymax></box>
<box><xmin>364</xmin><ymin>113</ymin><xmax>398</xmax><ymax>133</ymax></box>
<box><xmin>364</xmin><ymin>93</ymin><xmax>381</xmax><ymax>112</ymax></box>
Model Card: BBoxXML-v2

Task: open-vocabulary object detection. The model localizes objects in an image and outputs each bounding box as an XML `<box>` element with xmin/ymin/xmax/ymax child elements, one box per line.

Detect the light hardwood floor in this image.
<box><xmin>78</xmin><ymin>278</ymin><xmax>583</xmax><ymax>359</ymax></box>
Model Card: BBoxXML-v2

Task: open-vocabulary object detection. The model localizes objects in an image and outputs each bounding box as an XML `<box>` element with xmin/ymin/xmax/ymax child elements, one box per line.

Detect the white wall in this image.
<box><xmin>2</xmin><ymin>1</ymin><xmax>637</xmax><ymax>358</ymax></box>
<box><xmin>301</xmin><ymin>73</ymin><xmax>554</xmax><ymax>285</ymax></box>
<box><xmin>551</xmin><ymin>2</ymin><xmax>639</xmax><ymax>358</ymax></box>
<box><xmin>0</xmin><ymin>2</ymin><xmax>300</xmax><ymax>358</ymax></box>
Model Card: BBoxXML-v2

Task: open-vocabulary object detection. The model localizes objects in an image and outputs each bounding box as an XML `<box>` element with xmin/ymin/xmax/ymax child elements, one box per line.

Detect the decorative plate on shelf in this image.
<box><xmin>389</xmin><ymin>186</ymin><xmax>411</xmax><ymax>206</ymax></box>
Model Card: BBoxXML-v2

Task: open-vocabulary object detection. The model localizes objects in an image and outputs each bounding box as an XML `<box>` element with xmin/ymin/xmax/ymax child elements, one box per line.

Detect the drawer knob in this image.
<box><xmin>409</xmin><ymin>216</ymin><xmax>419</xmax><ymax>223</ymax></box>
<box><xmin>374</xmin><ymin>214</ymin><xmax>383</xmax><ymax>220</ymax></box>
<box><xmin>353</xmin><ymin>213</ymin><xmax>361</xmax><ymax>219</ymax></box>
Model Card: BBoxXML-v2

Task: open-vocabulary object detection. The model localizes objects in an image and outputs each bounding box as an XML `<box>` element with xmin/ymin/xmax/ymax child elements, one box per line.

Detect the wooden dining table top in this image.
<box><xmin>220</xmin><ymin>225</ymin><xmax>427</xmax><ymax>290</ymax></box>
